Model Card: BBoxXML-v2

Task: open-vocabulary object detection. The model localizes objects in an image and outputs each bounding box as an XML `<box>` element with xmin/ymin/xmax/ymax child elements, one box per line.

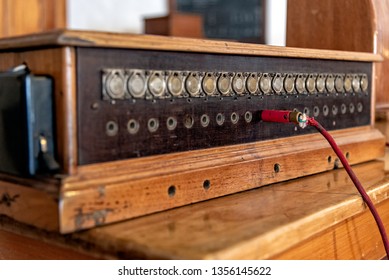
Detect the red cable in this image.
<box><xmin>308</xmin><ymin>117</ymin><xmax>389</xmax><ymax>258</ymax></box>
<box><xmin>260</xmin><ymin>110</ymin><xmax>389</xmax><ymax>258</ymax></box>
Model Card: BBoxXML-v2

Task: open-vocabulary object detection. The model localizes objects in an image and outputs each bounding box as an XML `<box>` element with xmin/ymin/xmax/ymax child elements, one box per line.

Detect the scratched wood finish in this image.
<box><xmin>273</xmin><ymin>198</ymin><xmax>389</xmax><ymax>259</ymax></box>
<box><xmin>2</xmin><ymin>160</ymin><xmax>388</xmax><ymax>259</ymax></box>
<box><xmin>58</xmin><ymin>126</ymin><xmax>384</xmax><ymax>233</ymax></box>
<box><xmin>67</xmin><ymin>160</ymin><xmax>388</xmax><ymax>259</ymax></box>
<box><xmin>0</xmin><ymin>47</ymin><xmax>77</xmax><ymax>174</ymax></box>
<box><xmin>0</xmin><ymin>31</ymin><xmax>384</xmax><ymax>234</ymax></box>
<box><xmin>286</xmin><ymin>0</ymin><xmax>389</xmax><ymax>109</ymax></box>
<box><xmin>0</xmin><ymin>126</ymin><xmax>383</xmax><ymax>233</ymax></box>
<box><xmin>0</xmin><ymin>30</ymin><xmax>381</xmax><ymax>62</ymax></box>
<box><xmin>0</xmin><ymin>228</ymin><xmax>93</xmax><ymax>260</ymax></box>
<box><xmin>0</xmin><ymin>177</ymin><xmax>59</xmax><ymax>231</ymax></box>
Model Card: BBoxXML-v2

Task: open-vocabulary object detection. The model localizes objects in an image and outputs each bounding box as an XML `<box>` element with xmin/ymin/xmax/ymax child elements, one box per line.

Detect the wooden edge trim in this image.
<box><xmin>59</xmin><ymin>128</ymin><xmax>385</xmax><ymax>233</ymax></box>
<box><xmin>61</xmin><ymin>47</ymin><xmax>78</xmax><ymax>174</ymax></box>
<box><xmin>0</xmin><ymin>29</ymin><xmax>382</xmax><ymax>62</ymax></box>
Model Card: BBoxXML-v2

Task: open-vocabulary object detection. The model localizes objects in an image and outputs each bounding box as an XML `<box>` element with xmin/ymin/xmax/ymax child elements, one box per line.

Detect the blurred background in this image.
<box><xmin>0</xmin><ymin>0</ymin><xmax>288</xmax><ymax>46</ymax></box>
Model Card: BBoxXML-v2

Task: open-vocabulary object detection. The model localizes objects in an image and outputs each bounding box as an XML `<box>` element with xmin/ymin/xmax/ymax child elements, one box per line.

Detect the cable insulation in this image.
<box><xmin>307</xmin><ymin>117</ymin><xmax>389</xmax><ymax>258</ymax></box>
<box><xmin>259</xmin><ymin>109</ymin><xmax>389</xmax><ymax>258</ymax></box>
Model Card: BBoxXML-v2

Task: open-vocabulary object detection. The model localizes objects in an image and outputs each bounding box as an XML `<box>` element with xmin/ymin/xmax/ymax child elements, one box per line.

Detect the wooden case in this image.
<box><xmin>0</xmin><ymin>30</ymin><xmax>385</xmax><ymax>233</ymax></box>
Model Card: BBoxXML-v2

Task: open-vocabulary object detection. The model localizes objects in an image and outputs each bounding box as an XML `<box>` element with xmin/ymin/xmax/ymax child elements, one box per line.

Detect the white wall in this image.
<box><xmin>68</xmin><ymin>0</ymin><xmax>168</xmax><ymax>33</ymax></box>
<box><xmin>265</xmin><ymin>0</ymin><xmax>287</xmax><ymax>46</ymax></box>
<box><xmin>68</xmin><ymin>0</ymin><xmax>287</xmax><ymax>45</ymax></box>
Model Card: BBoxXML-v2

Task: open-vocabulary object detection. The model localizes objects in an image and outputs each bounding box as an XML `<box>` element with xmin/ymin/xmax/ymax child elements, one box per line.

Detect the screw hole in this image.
<box><xmin>148</xmin><ymin>118</ymin><xmax>159</xmax><ymax>132</ymax></box>
<box><xmin>203</xmin><ymin>180</ymin><xmax>211</xmax><ymax>190</ymax></box>
<box><xmin>201</xmin><ymin>114</ymin><xmax>210</xmax><ymax>127</ymax></box>
<box><xmin>216</xmin><ymin>113</ymin><xmax>225</xmax><ymax>126</ymax></box>
<box><xmin>184</xmin><ymin>114</ymin><xmax>194</xmax><ymax>128</ymax></box>
<box><xmin>274</xmin><ymin>163</ymin><xmax>280</xmax><ymax>173</ymax></box>
<box><xmin>127</xmin><ymin>119</ymin><xmax>139</xmax><ymax>134</ymax></box>
<box><xmin>166</xmin><ymin>117</ymin><xmax>177</xmax><ymax>130</ymax></box>
<box><xmin>244</xmin><ymin>111</ymin><xmax>252</xmax><ymax>123</ymax></box>
<box><xmin>106</xmin><ymin>121</ymin><xmax>118</xmax><ymax>136</ymax></box>
<box><xmin>231</xmin><ymin>112</ymin><xmax>239</xmax><ymax>124</ymax></box>
<box><xmin>168</xmin><ymin>185</ymin><xmax>176</xmax><ymax>197</ymax></box>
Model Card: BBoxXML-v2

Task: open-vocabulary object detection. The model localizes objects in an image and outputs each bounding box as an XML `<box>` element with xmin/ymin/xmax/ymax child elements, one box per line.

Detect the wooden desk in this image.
<box><xmin>1</xmin><ymin>150</ymin><xmax>389</xmax><ymax>259</ymax></box>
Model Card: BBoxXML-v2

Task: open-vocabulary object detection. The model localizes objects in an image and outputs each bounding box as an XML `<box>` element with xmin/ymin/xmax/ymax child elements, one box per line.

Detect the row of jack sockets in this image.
<box><xmin>102</xmin><ymin>69</ymin><xmax>369</xmax><ymax>100</ymax></box>
<box><xmin>105</xmin><ymin>102</ymin><xmax>364</xmax><ymax>137</ymax></box>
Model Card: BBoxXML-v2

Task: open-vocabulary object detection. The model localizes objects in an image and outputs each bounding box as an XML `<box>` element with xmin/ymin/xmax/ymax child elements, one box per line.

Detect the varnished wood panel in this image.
<box><xmin>0</xmin><ymin>0</ymin><xmax>66</xmax><ymax>38</ymax></box>
<box><xmin>1</xmin><ymin>155</ymin><xmax>388</xmax><ymax>259</ymax></box>
<box><xmin>0</xmin><ymin>48</ymin><xmax>77</xmax><ymax>174</ymax></box>
<box><xmin>0</xmin><ymin>30</ymin><xmax>381</xmax><ymax>62</ymax></box>
<box><xmin>145</xmin><ymin>13</ymin><xmax>203</xmax><ymax>38</ymax></box>
<box><xmin>372</xmin><ymin>0</ymin><xmax>389</xmax><ymax>109</ymax></box>
<box><xmin>0</xmin><ymin>228</ymin><xmax>92</xmax><ymax>260</ymax></box>
<box><xmin>70</xmin><ymin>160</ymin><xmax>389</xmax><ymax>259</ymax></box>
<box><xmin>59</xmin><ymin>127</ymin><xmax>384</xmax><ymax>233</ymax></box>
<box><xmin>286</xmin><ymin>0</ymin><xmax>375</xmax><ymax>52</ymax></box>
<box><xmin>274</xmin><ymin>198</ymin><xmax>389</xmax><ymax>259</ymax></box>
<box><xmin>286</xmin><ymin>0</ymin><xmax>389</xmax><ymax>109</ymax></box>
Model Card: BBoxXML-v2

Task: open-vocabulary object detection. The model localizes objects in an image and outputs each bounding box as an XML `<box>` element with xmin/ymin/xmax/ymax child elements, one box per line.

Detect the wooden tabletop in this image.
<box><xmin>1</xmin><ymin>147</ymin><xmax>389</xmax><ymax>259</ymax></box>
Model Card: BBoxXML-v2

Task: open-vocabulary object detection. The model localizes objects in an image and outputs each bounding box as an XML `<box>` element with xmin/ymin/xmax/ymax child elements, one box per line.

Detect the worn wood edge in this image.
<box><xmin>0</xmin><ymin>180</ymin><xmax>59</xmax><ymax>231</ymax></box>
<box><xmin>59</xmin><ymin>128</ymin><xmax>385</xmax><ymax>233</ymax></box>
<box><xmin>201</xmin><ymin>171</ymin><xmax>389</xmax><ymax>259</ymax></box>
<box><xmin>70</xmin><ymin>160</ymin><xmax>387</xmax><ymax>260</ymax></box>
<box><xmin>61</xmin><ymin>47</ymin><xmax>78</xmax><ymax>174</ymax></box>
<box><xmin>272</xmin><ymin>198</ymin><xmax>389</xmax><ymax>260</ymax></box>
<box><xmin>65</xmin><ymin>126</ymin><xmax>384</xmax><ymax>188</ymax></box>
<box><xmin>0</xmin><ymin>29</ymin><xmax>382</xmax><ymax>62</ymax></box>
<box><xmin>0</xmin><ymin>216</ymin><xmax>105</xmax><ymax>260</ymax></box>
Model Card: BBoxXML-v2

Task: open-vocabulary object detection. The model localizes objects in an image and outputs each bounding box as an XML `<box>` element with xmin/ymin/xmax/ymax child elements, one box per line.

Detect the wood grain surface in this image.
<box><xmin>0</xmin><ymin>29</ymin><xmax>381</xmax><ymax>62</ymax></box>
<box><xmin>0</xmin><ymin>228</ymin><xmax>92</xmax><ymax>260</ymax></box>
<box><xmin>59</xmin><ymin>126</ymin><xmax>384</xmax><ymax>233</ymax></box>
<box><xmin>70</xmin><ymin>160</ymin><xmax>389</xmax><ymax>259</ymax></box>
<box><xmin>1</xmin><ymin>151</ymin><xmax>389</xmax><ymax>259</ymax></box>
<box><xmin>0</xmin><ymin>0</ymin><xmax>66</xmax><ymax>38</ymax></box>
<box><xmin>286</xmin><ymin>0</ymin><xmax>389</xmax><ymax>109</ymax></box>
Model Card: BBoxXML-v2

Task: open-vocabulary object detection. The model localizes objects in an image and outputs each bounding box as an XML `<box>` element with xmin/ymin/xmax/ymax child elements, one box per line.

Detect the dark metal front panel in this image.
<box><xmin>76</xmin><ymin>47</ymin><xmax>372</xmax><ymax>165</ymax></box>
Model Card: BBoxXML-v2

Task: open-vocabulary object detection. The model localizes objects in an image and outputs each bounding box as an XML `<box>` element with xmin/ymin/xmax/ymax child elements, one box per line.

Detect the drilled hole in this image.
<box><xmin>357</xmin><ymin>102</ymin><xmax>363</xmax><ymax>113</ymax></box>
<box><xmin>328</xmin><ymin>156</ymin><xmax>332</xmax><ymax>163</ymax></box>
<box><xmin>168</xmin><ymin>185</ymin><xmax>176</xmax><ymax>197</ymax></box>
<box><xmin>106</xmin><ymin>121</ymin><xmax>118</xmax><ymax>136</ymax></box>
<box><xmin>313</xmin><ymin>106</ymin><xmax>320</xmax><ymax>117</ymax></box>
<box><xmin>346</xmin><ymin>152</ymin><xmax>350</xmax><ymax>159</ymax></box>
<box><xmin>201</xmin><ymin>114</ymin><xmax>210</xmax><ymax>127</ymax></box>
<box><xmin>231</xmin><ymin>112</ymin><xmax>239</xmax><ymax>124</ymax></box>
<box><xmin>349</xmin><ymin>103</ymin><xmax>355</xmax><ymax>113</ymax></box>
<box><xmin>323</xmin><ymin>105</ymin><xmax>329</xmax><ymax>116</ymax></box>
<box><xmin>244</xmin><ymin>111</ymin><xmax>252</xmax><ymax>123</ymax></box>
<box><xmin>203</xmin><ymin>180</ymin><xmax>211</xmax><ymax>190</ymax></box>
<box><xmin>341</xmin><ymin>103</ymin><xmax>347</xmax><ymax>114</ymax></box>
<box><xmin>184</xmin><ymin>115</ymin><xmax>194</xmax><ymax>129</ymax></box>
<box><xmin>127</xmin><ymin>119</ymin><xmax>139</xmax><ymax>134</ymax></box>
<box><xmin>148</xmin><ymin>118</ymin><xmax>159</xmax><ymax>132</ymax></box>
<box><xmin>274</xmin><ymin>163</ymin><xmax>280</xmax><ymax>173</ymax></box>
<box><xmin>166</xmin><ymin>117</ymin><xmax>177</xmax><ymax>130</ymax></box>
<box><xmin>332</xmin><ymin>105</ymin><xmax>338</xmax><ymax>115</ymax></box>
<box><xmin>216</xmin><ymin>113</ymin><xmax>225</xmax><ymax>126</ymax></box>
